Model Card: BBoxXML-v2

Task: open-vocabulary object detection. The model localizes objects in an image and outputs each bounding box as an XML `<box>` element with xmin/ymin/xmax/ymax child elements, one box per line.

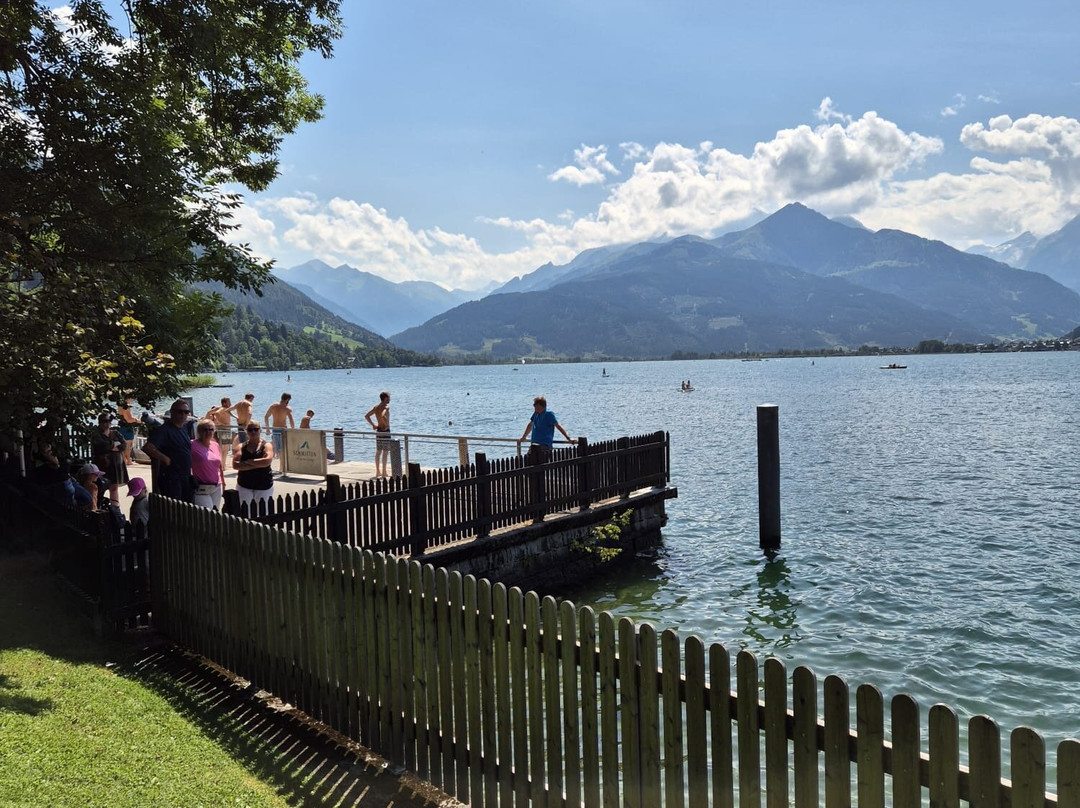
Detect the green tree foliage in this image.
<box><xmin>214</xmin><ymin>305</ymin><xmax>431</xmax><ymax>371</ymax></box>
<box><xmin>0</xmin><ymin>0</ymin><xmax>342</xmax><ymax>439</ymax></box>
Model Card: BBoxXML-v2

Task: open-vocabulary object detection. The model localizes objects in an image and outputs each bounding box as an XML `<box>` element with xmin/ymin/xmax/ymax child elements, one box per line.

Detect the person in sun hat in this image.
<box><xmin>127</xmin><ymin>476</ymin><xmax>149</xmax><ymax>527</ymax></box>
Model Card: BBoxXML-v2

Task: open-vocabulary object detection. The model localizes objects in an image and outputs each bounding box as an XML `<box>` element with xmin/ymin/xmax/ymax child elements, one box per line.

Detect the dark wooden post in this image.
<box><xmin>326</xmin><ymin>473</ymin><xmax>345</xmax><ymax>542</ymax></box>
<box><xmin>527</xmin><ymin>450</ymin><xmax>546</xmax><ymax>523</ymax></box>
<box><xmin>577</xmin><ymin>437</ymin><xmax>591</xmax><ymax>511</ymax></box>
<box><xmin>475</xmin><ymin>452</ymin><xmax>492</xmax><ymax>538</ymax></box>
<box><xmin>757</xmin><ymin>404</ymin><xmax>781</xmax><ymax>552</ymax></box>
<box><xmin>407</xmin><ymin>462</ymin><xmax>427</xmax><ymax>557</ymax></box>
<box><xmin>617</xmin><ymin>436</ymin><xmax>631</xmax><ymax>499</ymax></box>
<box><xmin>222</xmin><ymin>488</ymin><xmax>240</xmax><ymax>516</ymax></box>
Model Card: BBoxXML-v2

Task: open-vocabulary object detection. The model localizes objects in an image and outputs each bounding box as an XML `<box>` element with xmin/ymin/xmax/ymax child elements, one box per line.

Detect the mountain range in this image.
<box><xmin>967</xmin><ymin>215</ymin><xmax>1080</xmax><ymax>293</ymax></box>
<box><xmin>272</xmin><ymin>260</ymin><xmax>479</xmax><ymax>336</ymax></box>
<box><xmin>390</xmin><ymin>204</ymin><xmax>1080</xmax><ymax>359</ymax></box>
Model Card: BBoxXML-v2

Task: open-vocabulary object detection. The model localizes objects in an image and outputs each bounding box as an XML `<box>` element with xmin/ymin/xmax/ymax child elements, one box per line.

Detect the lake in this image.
<box><xmin>188</xmin><ymin>351</ymin><xmax>1080</xmax><ymax>746</ymax></box>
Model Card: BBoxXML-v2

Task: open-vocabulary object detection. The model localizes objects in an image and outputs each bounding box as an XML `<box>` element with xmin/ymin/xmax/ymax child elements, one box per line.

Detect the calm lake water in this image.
<box><xmin>191</xmin><ymin>352</ymin><xmax>1080</xmax><ymax>746</ymax></box>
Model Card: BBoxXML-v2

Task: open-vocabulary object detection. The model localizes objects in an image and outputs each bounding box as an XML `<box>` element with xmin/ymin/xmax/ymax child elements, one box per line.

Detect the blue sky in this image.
<box><xmin>229</xmin><ymin>0</ymin><xmax>1080</xmax><ymax>289</ymax></box>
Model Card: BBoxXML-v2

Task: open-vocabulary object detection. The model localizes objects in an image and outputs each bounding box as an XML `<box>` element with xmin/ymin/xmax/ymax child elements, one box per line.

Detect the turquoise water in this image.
<box><xmin>193</xmin><ymin>352</ymin><xmax>1080</xmax><ymax>745</ymax></box>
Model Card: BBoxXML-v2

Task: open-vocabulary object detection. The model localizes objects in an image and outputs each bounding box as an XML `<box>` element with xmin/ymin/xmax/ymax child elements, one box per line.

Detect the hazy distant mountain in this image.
<box><xmin>492</xmin><ymin>244</ymin><xmax>629</xmax><ymax>295</ymax></box>
<box><xmin>273</xmin><ymin>259</ymin><xmax>479</xmax><ymax>336</ymax></box>
<box><xmin>1023</xmin><ymin>215</ymin><xmax>1080</xmax><ymax>293</ymax></box>
<box><xmin>966</xmin><ymin>232</ymin><xmax>1038</xmax><ymax>267</ymax></box>
<box><xmin>286</xmin><ymin>280</ymin><xmax>378</xmax><ymax>331</ymax></box>
<box><xmin>713</xmin><ymin>203</ymin><xmax>1080</xmax><ymax>339</ymax></box>
<box><xmin>393</xmin><ymin>238</ymin><xmax>985</xmax><ymax>359</ymax></box>
<box><xmin>197</xmin><ymin>278</ymin><xmax>430</xmax><ymax>367</ymax></box>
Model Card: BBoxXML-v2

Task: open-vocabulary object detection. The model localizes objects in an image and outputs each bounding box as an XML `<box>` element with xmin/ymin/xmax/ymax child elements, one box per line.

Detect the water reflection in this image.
<box><xmin>739</xmin><ymin>555</ymin><xmax>801</xmax><ymax>652</ymax></box>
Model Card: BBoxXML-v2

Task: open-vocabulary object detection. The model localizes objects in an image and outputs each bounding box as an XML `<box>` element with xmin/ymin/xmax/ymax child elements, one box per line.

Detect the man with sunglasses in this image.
<box><xmin>142</xmin><ymin>399</ymin><xmax>195</xmax><ymax>502</ymax></box>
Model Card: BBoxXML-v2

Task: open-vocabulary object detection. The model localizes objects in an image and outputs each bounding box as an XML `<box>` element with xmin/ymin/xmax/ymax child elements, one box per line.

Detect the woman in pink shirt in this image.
<box><xmin>191</xmin><ymin>418</ymin><xmax>226</xmax><ymax>509</ymax></box>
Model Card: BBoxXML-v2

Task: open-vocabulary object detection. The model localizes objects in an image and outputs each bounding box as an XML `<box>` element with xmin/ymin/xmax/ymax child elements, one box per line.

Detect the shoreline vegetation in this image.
<box><xmin>214</xmin><ymin>335</ymin><xmax>1078</xmax><ymax>372</ymax></box>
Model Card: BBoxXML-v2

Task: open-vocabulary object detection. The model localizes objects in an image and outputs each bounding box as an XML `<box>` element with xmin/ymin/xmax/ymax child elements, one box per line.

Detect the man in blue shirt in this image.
<box><xmin>520</xmin><ymin>395</ymin><xmax>574</xmax><ymax>462</ymax></box>
<box><xmin>143</xmin><ymin>399</ymin><xmax>195</xmax><ymax>502</ymax></box>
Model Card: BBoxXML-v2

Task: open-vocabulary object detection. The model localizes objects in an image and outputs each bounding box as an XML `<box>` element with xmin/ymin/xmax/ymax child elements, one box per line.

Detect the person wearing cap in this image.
<box><xmin>142</xmin><ymin>399</ymin><xmax>195</xmax><ymax>503</ymax></box>
<box><xmin>127</xmin><ymin>477</ymin><xmax>149</xmax><ymax>527</ymax></box>
<box><xmin>74</xmin><ymin>462</ymin><xmax>105</xmax><ymax>511</ymax></box>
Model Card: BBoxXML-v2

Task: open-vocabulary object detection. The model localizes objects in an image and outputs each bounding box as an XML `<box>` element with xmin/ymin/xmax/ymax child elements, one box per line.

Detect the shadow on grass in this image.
<box><xmin>0</xmin><ymin>551</ymin><xmax>457</xmax><ymax>808</ymax></box>
<box><xmin>0</xmin><ymin>673</ymin><xmax>54</xmax><ymax>716</ymax></box>
<box><xmin>123</xmin><ymin>646</ymin><xmax>459</xmax><ymax>808</ymax></box>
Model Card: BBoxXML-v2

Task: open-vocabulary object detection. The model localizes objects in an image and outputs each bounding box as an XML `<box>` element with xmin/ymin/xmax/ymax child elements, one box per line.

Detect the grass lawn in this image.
<box><xmin>0</xmin><ymin>552</ymin><xmax>450</xmax><ymax>808</ymax></box>
<box><xmin>0</xmin><ymin>554</ymin><xmax>290</xmax><ymax>808</ymax></box>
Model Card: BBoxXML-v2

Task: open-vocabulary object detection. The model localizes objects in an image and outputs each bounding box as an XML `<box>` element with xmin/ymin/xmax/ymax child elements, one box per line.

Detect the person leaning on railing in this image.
<box><xmin>519</xmin><ymin>395</ymin><xmax>575</xmax><ymax>463</ymax></box>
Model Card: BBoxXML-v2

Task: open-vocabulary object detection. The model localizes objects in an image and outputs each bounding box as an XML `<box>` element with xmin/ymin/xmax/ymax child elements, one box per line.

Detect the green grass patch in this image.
<box><xmin>300</xmin><ymin>325</ymin><xmax>365</xmax><ymax>351</ymax></box>
<box><xmin>0</xmin><ymin>555</ymin><xmax>289</xmax><ymax>808</ymax></box>
<box><xmin>179</xmin><ymin>373</ymin><xmax>217</xmax><ymax>388</ymax></box>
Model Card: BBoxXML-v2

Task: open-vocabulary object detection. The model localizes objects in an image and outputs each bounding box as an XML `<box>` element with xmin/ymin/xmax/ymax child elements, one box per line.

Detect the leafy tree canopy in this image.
<box><xmin>0</xmin><ymin>0</ymin><xmax>342</xmax><ymax>445</ymax></box>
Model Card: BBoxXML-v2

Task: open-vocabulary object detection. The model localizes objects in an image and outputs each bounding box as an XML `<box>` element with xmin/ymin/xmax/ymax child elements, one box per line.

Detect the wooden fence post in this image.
<box><xmin>617</xmin><ymin>436</ymin><xmax>631</xmax><ymax>499</ymax></box>
<box><xmin>475</xmin><ymin>452</ymin><xmax>492</xmax><ymax>538</ymax></box>
<box><xmin>222</xmin><ymin>488</ymin><xmax>240</xmax><ymax>516</ymax></box>
<box><xmin>326</xmin><ymin>473</ymin><xmax>345</xmax><ymax>541</ymax></box>
<box><xmin>408</xmin><ymin>462</ymin><xmax>427</xmax><ymax>557</ymax></box>
<box><xmin>577</xmin><ymin>437</ymin><xmax>591</xmax><ymax>511</ymax></box>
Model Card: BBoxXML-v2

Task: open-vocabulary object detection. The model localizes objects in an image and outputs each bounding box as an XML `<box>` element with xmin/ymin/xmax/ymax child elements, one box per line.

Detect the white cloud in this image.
<box><xmin>941</xmin><ymin>93</ymin><xmax>966</xmax><ymax>118</ymax></box>
<box><xmin>978</xmin><ymin>92</ymin><xmax>1000</xmax><ymax>104</ymax></box>
<box><xmin>547</xmin><ymin>144</ymin><xmax>620</xmax><ymax>186</ymax></box>
<box><xmin>237</xmin><ymin>103</ymin><xmax>1080</xmax><ymax>288</ymax></box>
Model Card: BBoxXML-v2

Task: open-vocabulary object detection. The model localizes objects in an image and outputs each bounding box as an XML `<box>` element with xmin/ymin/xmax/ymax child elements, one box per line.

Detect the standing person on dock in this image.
<box><xmin>264</xmin><ymin>392</ymin><xmax>294</xmax><ymax>460</ymax></box>
<box><xmin>142</xmin><ymin>399</ymin><xmax>195</xmax><ymax>502</ymax></box>
<box><xmin>233</xmin><ymin>423</ymin><xmax>275</xmax><ymax>509</ymax></box>
<box><xmin>364</xmin><ymin>391</ymin><xmax>392</xmax><ymax>478</ymax></box>
<box><xmin>520</xmin><ymin>395</ymin><xmax>574</xmax><ymax>463</ymax></box>
<box><xmin>191</xmin><ymin>419</ymin><xmax>226</xmax><ymax>510</ymax></box>
<box><xmin>231</xmin><ymin>393</ymin><xmax>255</xmax><ymax>439</ymax></box>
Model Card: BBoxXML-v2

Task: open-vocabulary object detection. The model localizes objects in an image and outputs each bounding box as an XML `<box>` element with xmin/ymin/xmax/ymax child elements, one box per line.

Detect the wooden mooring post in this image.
<box><xmin>757</xmin><ymin>403</ymin><xmax>781</xmax><ymax>552</ymax></box>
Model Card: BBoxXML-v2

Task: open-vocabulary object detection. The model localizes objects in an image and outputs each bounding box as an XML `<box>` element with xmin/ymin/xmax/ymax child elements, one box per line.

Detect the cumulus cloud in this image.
<box><xmin>547</xmin><ymin>144</ymin><xmax>620</xmax><ymax>186</ymax></box>
<box><xmin>236</xmin><ymin>102</ymin><xmax>1080</xmax><ymax>288</ymax></box>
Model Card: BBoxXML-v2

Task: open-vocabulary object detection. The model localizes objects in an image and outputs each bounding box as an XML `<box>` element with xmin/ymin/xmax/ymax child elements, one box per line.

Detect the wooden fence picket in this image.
<box><xmin>144</xmin><ymin>494</ymin><xmax>1079</xmax><ymax>808</ymax></box>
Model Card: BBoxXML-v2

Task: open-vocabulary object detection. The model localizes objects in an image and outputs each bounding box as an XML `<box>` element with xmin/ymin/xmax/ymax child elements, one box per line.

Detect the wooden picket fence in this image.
<box><xmin>227</xmin><ymin>431</ymin><xmax>670</xmax><ymax>555</ymax></box>
<box><xmin>151</xmin><ymin>495</ymin><xmax>1080</xmax><ymax>808</ymax></box>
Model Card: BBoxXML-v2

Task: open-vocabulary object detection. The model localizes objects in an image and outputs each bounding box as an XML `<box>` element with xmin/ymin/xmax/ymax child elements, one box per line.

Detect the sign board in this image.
<box><xmin>282</xmin><ymin>429</ymin><xmax>328</xmax><ymax>477</ymax></box>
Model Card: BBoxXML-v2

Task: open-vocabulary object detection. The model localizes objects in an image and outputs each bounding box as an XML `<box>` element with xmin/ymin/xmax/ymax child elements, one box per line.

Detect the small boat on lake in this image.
<box><xmin>880</xmin><ymin>363</ymin><xmax>907</xmax><ymax>370</ymax></box>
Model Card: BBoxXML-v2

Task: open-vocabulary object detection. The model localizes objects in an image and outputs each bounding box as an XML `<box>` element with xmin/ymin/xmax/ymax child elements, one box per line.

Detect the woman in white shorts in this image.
<box><xmin>233</xmin><ymin>423</ymin><xmax>274</xmax><ymax>511</ymax></box>
<box><xmin>191</xmin><ymin>419</ymin><xmax>226</xmax><ymax>509</ymax></box>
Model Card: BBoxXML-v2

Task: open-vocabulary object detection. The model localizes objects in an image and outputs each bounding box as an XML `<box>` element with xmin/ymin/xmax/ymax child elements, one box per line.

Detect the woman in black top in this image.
<box><xmin>233</xmin><ymin>423</ymin><xmax>275</xmax><ymax>508</ymax></box>
<box><xmin>91</xmin><ymin>413</ymin><xmax>128</xmax><ymax>502</ymax></box>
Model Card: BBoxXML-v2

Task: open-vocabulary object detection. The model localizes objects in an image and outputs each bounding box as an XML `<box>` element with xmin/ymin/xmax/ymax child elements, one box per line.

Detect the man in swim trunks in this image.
<box><xmin>364</xmin><ymin>391</ymin><xmax>392</xmax><ymax>478</ymax></box>
<box><xmin>264</xmin><ymin>392</ymin><xmax>294</xmax><ymax>464</ymax></box>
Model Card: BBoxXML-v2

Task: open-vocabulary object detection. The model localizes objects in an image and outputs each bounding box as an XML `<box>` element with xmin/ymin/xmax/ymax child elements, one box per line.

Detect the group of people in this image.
<box><xmin>143</xmin><ymin>397</ymin><xmax>278</xmax><ymax>509</ymax></box>
<box><xmin>39</xmin><ymin>388</ymin><xmax>576</xmax><ymax>518</ymax></box>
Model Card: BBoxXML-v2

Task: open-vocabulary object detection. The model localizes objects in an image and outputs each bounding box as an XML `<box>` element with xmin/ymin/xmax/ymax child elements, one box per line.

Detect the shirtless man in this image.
<box><xmin>299</xmin><ymin>409</ymin><xmax>315</xmax><ymax>429</ymax></box>
<box><xmin>364</xmin><ymin>391</ymin><xmax>392</xmax><ymax>478</ymax></box>
<box><xmin>232</xmin><ymin>393</ymin><xmax>255</xmax><ymax>437</ymax></box>
<box><xmin>264</xmin><ymin>392</ymin><xmax>294</xmax><ymax>458</ymax></box>
<box><xmin>212</xmin><ymin>397</ymin><xmax>234</xmax><ymax>427</ymax></box>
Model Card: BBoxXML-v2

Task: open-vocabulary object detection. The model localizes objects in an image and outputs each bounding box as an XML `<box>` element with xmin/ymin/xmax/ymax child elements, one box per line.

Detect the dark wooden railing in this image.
<box><xmin>225</xmin><ymin>432</ymin><xmax>670</xmax><ymax>555</ymax></box>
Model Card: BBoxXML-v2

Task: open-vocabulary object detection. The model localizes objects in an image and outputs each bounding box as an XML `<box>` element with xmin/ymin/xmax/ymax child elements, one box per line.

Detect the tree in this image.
<box><xmin>0</xmin><ymin>0</ymin><xmax>342</xmax><ymax>444</ymax></box>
